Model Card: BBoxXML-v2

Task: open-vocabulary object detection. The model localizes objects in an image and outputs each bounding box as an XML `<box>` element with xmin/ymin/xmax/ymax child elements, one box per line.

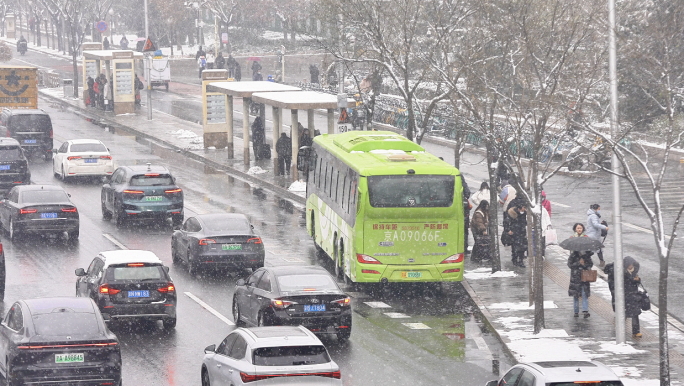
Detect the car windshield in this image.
<box><xmin>129</xmin><ymin>174</ymin><xmax>174</xmax><ymax>186</ymax></box>
<box><xmin>20</xmin><ymin>190</ymin><xmax>69</xmax><ymax>204</ymax></box>
<box><xmin>0</xmin><ymin>147</ymin><xmax>21</xmax><ymax>161</ymax></box>
<box><xmin>203</xmin><ymin>218</ymin><xmax>250</xmax><ymax>232</ymax></box>
<box><xmin>10</xmin><ymin>115</ymin><xmax>51</xmax><ymax>133</ymax></box>
<box><xmin>252</xmin><ymin>345</ymin><xmax>331</xmax><ymax>366</ymax></box>
<box><xmin>277</xmin><ymin>275</ymin><xmax>338</xmax><ymax>293</ymax></box>
<box><xmin>107</xmin><ymin>266</ymin><xmax>165</xmax><ymax>281</ymax></box>
<box><xmin>70</xmin><ymin>143</ymin><xmax>108</xmax><ymax>153</ymax></box>
<box><xmin>32</xmin><ymin>312</ymin><xmax>100</xmax><ymax>336</ymax></box>
<box><xmin>367</xmin><ymin>175</ymin><xmax>455</xmax><ymax>208</ymax></box>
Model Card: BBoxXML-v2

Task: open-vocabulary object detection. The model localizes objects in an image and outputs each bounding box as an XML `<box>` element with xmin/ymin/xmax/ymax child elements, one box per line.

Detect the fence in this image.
<box><xmin>37</xmin><ymin>69</ymin><xmax>61</xmax><ymax>88</ymax></box>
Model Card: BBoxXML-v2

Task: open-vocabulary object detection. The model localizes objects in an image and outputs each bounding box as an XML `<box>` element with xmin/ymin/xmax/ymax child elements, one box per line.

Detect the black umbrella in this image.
<box><xmin>559</xmin><ymin>237</ymin><xmax>604</xmax><ymax>251</ymax></box>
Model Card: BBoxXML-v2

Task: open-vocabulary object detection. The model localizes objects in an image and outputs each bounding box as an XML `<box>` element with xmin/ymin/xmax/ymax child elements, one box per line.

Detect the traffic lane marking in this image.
<box><xmin>103</xmin><ymin>233</ymin><xmax>129</xmax><ymax>250</ymax></box>
<box><xmin>184</xmin><ymin>292</ymin><xmax>235</xmax><ymax>326</ymax></box>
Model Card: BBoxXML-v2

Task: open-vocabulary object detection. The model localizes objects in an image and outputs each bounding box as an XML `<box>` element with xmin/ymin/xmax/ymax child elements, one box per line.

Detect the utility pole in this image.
<box><xmin>609</xmin><ymin>0</ymin><xmax>625</xmax><ymax>344</ymax></box>
<box><xmin>144</xmin><ymin>0</ymin><xmax>152</xmax><ymax>120</ymax></box>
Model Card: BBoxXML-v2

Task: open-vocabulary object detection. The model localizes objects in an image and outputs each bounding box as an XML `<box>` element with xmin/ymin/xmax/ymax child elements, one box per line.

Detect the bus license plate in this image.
<box><xmin>304</xmin><ymin>304</ymin><xmax>326</xmax><ymax>312</ymax></box>
<box><xmin>145</xmin><ymin>196</ymin><xmax>162</xmax><ymax>202</ymax></box>
<box><xmin>222</xmin><ymin>244</ymin><xmax>242</xmax><ymax>251</ymax></box>
<box><xmin>0</xmin><ymin>165</ymin><xmax>9</xmax><ymax>170</ymax></box>
<box><xmin>40</xmin><ymin>213</ymin><xmax>58</xmax><ymax>219</ymax></box>
<box><xmin>84</xmin><ymin>158</ymin><xmax>97</xmax><ymax>163</ymax></box>
<box><xmin>24</xmin><ymin>139</ymin><xmax>37</xmax><ymax>144</ymax></box>
<box><xmin>128</xmin><ymin>290</ymin><xmax>149</xmax><ymax>298</ymax></box>
<box><xmin>401</xmin><ymin>271</ymin><xmax>422</xmax><ymax>279</ymax></box>
<box><xmin>55</xmin><ymin>353</ymin><xmax>84</xmax><ymax>363</ymax></box>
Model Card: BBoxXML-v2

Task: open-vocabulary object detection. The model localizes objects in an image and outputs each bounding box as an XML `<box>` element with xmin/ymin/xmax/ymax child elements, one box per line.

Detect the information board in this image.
<box><xmin>205</xmin><ymin>94</ymin><xmax>226</xmax><ymax>124</ymax></box>
<box><xmin>115</xmin><ymin>70</ymin><xmax>133</xmax><ymax>95</ymax></box>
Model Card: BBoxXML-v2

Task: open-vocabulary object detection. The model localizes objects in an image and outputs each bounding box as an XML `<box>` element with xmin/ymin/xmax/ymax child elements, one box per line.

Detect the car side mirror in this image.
<box><xmin>236</xmin><ymin>279</ymin><xmax>246</xmax><ymax>287</ymax></box>
<box><xmin>485</xmin><ymin>381</ymin><xmax>498</xmax><ymax>386</ymax></box>
<box><xmin>163</xmin><ymin>266</ymin><xmax>170</xmax><ymax>273</ymax></box>
<box><xmin>67</xmin><ymin>193</ymin><xmax>71</xmax><ymax>198</ymax></box>
<box><xmin>204</xmin><ymin>344</ymin><xmax>216</xmax><ymax>354</ymax></box>
<box><xmin>75</xmin><ymin>268</ymin><xmax>86</xmax><ymax>276</ymax></box>
<box><xmin>53</xmin><ymin>149</ymin><xmax>58</xmax><ymax>154</ymax></box>
<box><xmin>102</xmin><ymin>313</ymin><xmax>111</xmax><ymax>322</ymax></box>
<box><xmin>250</xmin><ymin>224</ymin><xmax>254</xmax><ymax>229</ymax></box>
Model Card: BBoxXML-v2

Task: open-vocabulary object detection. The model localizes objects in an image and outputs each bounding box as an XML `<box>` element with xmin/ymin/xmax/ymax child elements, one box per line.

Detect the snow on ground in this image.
<box><xmin>503</xmin><ymin>329</ymin><xmax>569</xmax><ymax>341</ymax></box>
<box><xmin>288</xmin><ymin>180</ymin><xmax>307</xmax><ymax>197</ymax></box>
<box><xmin>508</xmin><ymin>338</ymin><xmax>590</xmax><ymax>362</ymax></box>
<box><xmin>489</xmin><ymin>301</ymin><xmax>558</xmax><ymax>311</ymax></box>
<box><xmin>609</xmin><ymin>366</ymin><xmax>643</xmax><ymax>378</ymax></box>
<box><xmin>621</xmin><ymin>379</ymin><xmax>659</xmax><ymax>386</ymax></box>
<box><xmin>247</xmin><ymin>166</ymin><xmax>268</xmax><ymax>175</ymax></box>
<box><xmin>598</xmin><ymin>342</ymin><xmax>646</xmax><ymax>355</ymax></box>
<box><xmin>464</xmin><ymin>267</ymin><xmax>517</xmax><ymax>280</ymax></box>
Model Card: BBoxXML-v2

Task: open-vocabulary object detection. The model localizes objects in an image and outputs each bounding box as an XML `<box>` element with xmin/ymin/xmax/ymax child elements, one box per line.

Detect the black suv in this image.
<box><xmin>101</xmin><ymin>164</ymin><xmax>184</xmax><ymax>227</ymax></box>
<box><xmin>0</xmin><ymin>109</ymin><xmax>53</xmax><ymax>160</ymax></box>
<box><xmin>0</xmin><ymin>138</ymin><xmax>30</xmax><ymax>194</ymax></box>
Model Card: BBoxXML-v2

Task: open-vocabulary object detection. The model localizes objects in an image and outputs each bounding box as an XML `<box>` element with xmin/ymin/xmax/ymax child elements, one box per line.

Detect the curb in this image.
<box><xmin>39</xmin><ymin>90</ymin><xmax>307</xmax><ymax>206</ymax></box>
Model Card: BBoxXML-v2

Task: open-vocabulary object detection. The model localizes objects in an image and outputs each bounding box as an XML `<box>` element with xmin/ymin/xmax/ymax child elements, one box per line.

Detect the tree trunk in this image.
<box><xmin>659</xmin><ymin>252</ymin><xmax>670</xmax><ymax>385</ymax></box>
<box><xmin>487</xmin><ymin>143</ymin><xmax>502</xmax><ymax>273</ymax></box>
<box><xmin>533</xmin><ymin>209</ymin><xmax>545</xmax><ymax>333</ymax></box>
<box><xmin>406</xmin><ymin>95</ymin><xmax>415</xmax><ymax>141</ymax></box>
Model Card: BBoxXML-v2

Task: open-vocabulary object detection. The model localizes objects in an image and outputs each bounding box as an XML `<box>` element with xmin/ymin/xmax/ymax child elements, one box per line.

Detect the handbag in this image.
<box><xmin>581</xmin><ymin>269</ymin><xmax>597</xmax><ymax>282</ymax></box>
<box><xmin>639</xmin><ymin>284</ymin><xmax>651</xmax><ymax>311</ymax></box>
<box><xmin>601</xmin><ymin>220</ymin><xmax>609</xmax><ymax>237</ymax></box>
<box><xmin>501</xmin><ymin>230</ymin><xmax>512</xmax><ymax>246</ymax></box>
<box><xmin>545</xmin><ymin>226</ymin><xmax>558</xmax><ymax>245</ymax></box>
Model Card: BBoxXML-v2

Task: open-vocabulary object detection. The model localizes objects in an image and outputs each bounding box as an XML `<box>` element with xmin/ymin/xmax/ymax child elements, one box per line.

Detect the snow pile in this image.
<box><xmin>503</xmin><ymin>329</ymin><xmax>569</xmax><ymax>341</ymax></box>
<box><xmin>369</xmin><ymin>149</ymin><xmax>406</xmax><ymax>154</ymax></box>
<box><xmin>247</xmin><ymin>167</ymin><xmax>268</xmax><ymax>175</ymax></box>
<box><xmin>170</xmin><ymin>129</ymin><xmax>198</xmax><ymax>139</ymax></box>
<box><xmin>598</xmin><ymin>342</ymin><xmax>646</xmax><ymax>355</ymax></box>
<box><xmin>508</xmin><ymin>338</ymin><xmax>590</xmax><ymax>362</ymax></box>
<box><xmin>288</xmin><ymin>180</ymin><xmax>307</xmax><ymax>197</ymax></box>
<box><xmin>464</xmin><ymin>267</ymin><xmax>517</xmax><ymax>280</ymax></box>
<box><xmin>489</xmin><ymin>301</ymin><xmax>558</xmax><ymax>311</ymax></box>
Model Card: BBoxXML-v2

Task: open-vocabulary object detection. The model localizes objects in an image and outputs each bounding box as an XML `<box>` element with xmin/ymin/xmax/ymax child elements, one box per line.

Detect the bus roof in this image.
<box><xmin>313</xmin><ymin>131</ymin><xmax>460</xmax><ymax>176</ymax></box>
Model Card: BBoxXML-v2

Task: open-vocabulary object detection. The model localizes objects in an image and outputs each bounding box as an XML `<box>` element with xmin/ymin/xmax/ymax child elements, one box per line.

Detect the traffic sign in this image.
<box><xmin>142</xmin><ymin>38</ymin><xmax>157</xmax><ymax>52</ymax></box>
<box><xmin>96</xmin><ymin>20</ymin><xmax>108</xmax><ymax>33</ymax></box>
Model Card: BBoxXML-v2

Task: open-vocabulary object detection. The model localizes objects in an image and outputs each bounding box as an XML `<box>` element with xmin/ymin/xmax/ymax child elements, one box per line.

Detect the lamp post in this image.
<box><xmin>108</xmin><ymin>9</ymin><xmax>113</xmax><ymax>42</ymax></box>
<box><xmin>144</xmin><ymin>0</ymin><xmax>152</xmax><ymax>120</ymax></box>
<box><xmin>167</xmin><ymin>18</ymin><xmax>173</xmax><ymax>56</ymax></box>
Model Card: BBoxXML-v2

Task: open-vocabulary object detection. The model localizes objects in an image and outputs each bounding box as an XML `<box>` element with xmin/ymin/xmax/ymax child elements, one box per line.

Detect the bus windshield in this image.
<box><xmin>367</xmin><ymin>175</ymin><xmax>455</xmax><ymax>208</ymax></box>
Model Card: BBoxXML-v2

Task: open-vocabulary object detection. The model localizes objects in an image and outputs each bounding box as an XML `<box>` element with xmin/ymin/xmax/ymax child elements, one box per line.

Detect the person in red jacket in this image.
<box><xmin>541</xmin><ymin>190</ymin><xmax>551</xmax><ymax>217</ymax></box>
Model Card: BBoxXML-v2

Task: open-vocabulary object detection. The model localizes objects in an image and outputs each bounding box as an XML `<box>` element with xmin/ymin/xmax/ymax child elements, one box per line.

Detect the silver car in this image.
<box><xmin>485</xmin><ymin>361</ymin><xmax>623</xmax><ymax>386</ymax></box>
<box><xmin>201</xmin><ymin>326</ymin><xmax>342</xmax><ymax>386</ymax></box>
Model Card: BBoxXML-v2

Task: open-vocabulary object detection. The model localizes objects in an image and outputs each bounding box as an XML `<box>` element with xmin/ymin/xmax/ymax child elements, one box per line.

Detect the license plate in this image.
<box><xmin>145</xmin><ymin>196</ymin><xmax>162</xmax><ymax>202</ymax></box>
<box><xmin>222</xmin><ymin>244</ymin><xmax>242</xmax><ymax>251</ymax></box>
<box><xmin>127</xmin><ymin>290</ymin><xmax>149</xmax><ymax>298</ymax></box>
<box><xmin>84</xmin><ymin>158</ymin><xmax>97</xmax><ymax>163</ymax></box>
<box><xmin>0</xmin><ymin>165</ymin><xmax>9</xmax><ymax>170</ymax></box>
<box><xmin>40</xmin><ymin>212</ymin><xmax>58</xmax><ymax>219</ymax></box>
<box><xmin>55</xmin><ymin>353</ymin><xmax>84</xmax><ymax>363</ymax></box>
<box><xmin>23</xmin><ymin>139</ymin><xmax>37</xmax><ymax>144</ymax></box>
<box><xmin>401</xmin><ymin>271</ymin><xmax>422</xmax><ymax>279</ymax></box>
<box><xmin>304</xmin><ymin>304</ymin><xmax>326</xmax><ymax>312</ymax></box>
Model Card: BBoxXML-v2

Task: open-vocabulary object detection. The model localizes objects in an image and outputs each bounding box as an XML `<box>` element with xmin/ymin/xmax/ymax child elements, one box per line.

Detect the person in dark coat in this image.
<box><xmin>470</xmin><ymin>200</ymin><xmax>490</xmax><ymax>262</ymax></box>
<box><xmin>461</xmin><ymin>174</ymin><xmax>472</xmax><ymax>254</ymax></box>
<box><xmin>276</xmin><ymin>132</ymin><xmax>292</xmax><ymax>175</ymax></box>
<box><xmin>251</xmin><ymin>117</ymin><xmax>265</xmax><ymax>161</ymax></box>
<box><xmin>298</xmin><ymin>129</ymin><xmax>313</xmax><ymax>175</ymax></box>
<box><xmin>309</xmin><ymin>64</ymin><xmax>319</xmax><ymax>84</ymax></box>
<box><xmin>605</xmin><ymin>256</ymin><xmax>643</xmax><ymax>337</ymax></box>
<box><xmin>103</xmin><ymin>37</ymin><xmax>110</xmax><ymax>50</ymax></box>
<box><xmin>86</xmin><ymin>76</ymin><xmax>95</xmax><ymax>107</ymax></box>
<box><xmin>503</xmin><ymin>197</ymin><xmax>527</xmax><ymax>267</ymax></box>
<box><xmin>253</xmin><ymin>70</ymin><xmax>263</xmax><ymax>81</ymax></box>
<box><xmin>120</xmin><ymin>36</ymin><xmax>129</xmax><ymax>49</ymax></box>
<box><xmin>567</xmin><ymin>227</ymin><xmax>594</xmax><ymax>318</ymax></box>
<box><xmin>234</xmin><ymin>63</ymin><xmax>242</xmax><ymax>81</ymax></box>
<box><xmin>227</xmin><ymin>55</ymin><xmax>237</xmax><ymax>78</ymax></box>
<box><xmin>215</xmin><ymin>52</ymin><xmax>226</xmax><ymax>70</ymax></box>
<box><xmin>195</xmin><ymin>46</ymin><xmax>206</xmax><ymax>60</ymax></box>
<box><xmin>251</xmin><ymin>60</ymin><xmax>262</xmax><ymax>78</ymax></box>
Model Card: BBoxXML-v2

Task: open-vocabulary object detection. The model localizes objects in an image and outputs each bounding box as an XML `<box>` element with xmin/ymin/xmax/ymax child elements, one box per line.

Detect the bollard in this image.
<box><xmin>63</xmin><ymin>78</ymin><xmax>73</xmax><ymax>98</ymax></box>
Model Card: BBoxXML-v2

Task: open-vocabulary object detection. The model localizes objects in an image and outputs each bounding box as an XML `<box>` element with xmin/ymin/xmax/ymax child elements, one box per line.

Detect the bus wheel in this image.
<box><xmin>340</xmin><ymin>240</ymin><xmax>350</xmax><ymax>285</ymax></box>
<box><xmin>334</xmin><ymin>237</ymin><xmax>341</xmax><ymax>278</ymax></box>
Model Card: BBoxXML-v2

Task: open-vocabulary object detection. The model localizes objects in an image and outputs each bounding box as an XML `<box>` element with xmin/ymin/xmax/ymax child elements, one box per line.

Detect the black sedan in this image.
<box><xmin>0</xmin><ymin>185</ymin><xmax>79</xmax><ymax>241</ymax></box>
<box><xmin>171</xmin><ymin>213</ymin><xmax>265</xmax><ymax>274</ymax></box>
<box><xmin>0</xmin><ymin>297</ymin><xmax>121</xmax><ymax>386</ymax></box>
<box><xmin>232</xmin><ymin>266</ymin><xmax>352</xmax><ymax>341</ymax></box>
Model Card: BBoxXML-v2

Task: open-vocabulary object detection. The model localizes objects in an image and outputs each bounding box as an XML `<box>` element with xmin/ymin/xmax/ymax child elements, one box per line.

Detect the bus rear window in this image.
<box><xmin>367</xmin><ymin>175</ymin><xmax>455</xmax><ymax>208</ymax></box>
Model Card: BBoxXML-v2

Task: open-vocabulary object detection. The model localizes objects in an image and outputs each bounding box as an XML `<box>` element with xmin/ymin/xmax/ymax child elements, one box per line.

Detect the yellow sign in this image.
<box><xmin>0</xmin><ymin>67</ymin><xmax>37</xmax><ymax>109</ymax></box>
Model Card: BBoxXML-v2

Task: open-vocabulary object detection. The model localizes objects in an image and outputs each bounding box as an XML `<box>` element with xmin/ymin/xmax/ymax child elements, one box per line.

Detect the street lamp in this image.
<box><xmin>108</xmin><ymin>8</ymin><xmax>114</xmax><ymax>42</ymax></box>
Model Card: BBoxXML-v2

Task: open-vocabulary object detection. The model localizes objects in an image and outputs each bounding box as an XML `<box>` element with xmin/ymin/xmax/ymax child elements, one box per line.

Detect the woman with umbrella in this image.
<box><xmin>567</xmin><ymin>223</ymin><xmax>594</xmax><ymax>318</ymax></box>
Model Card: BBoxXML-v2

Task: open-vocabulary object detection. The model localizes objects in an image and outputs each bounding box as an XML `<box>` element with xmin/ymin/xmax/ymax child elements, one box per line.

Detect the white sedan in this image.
<box><xmin>53</xmin><ymin>139</ymin><xmax>114</xmax><ymax>180</ymax></box>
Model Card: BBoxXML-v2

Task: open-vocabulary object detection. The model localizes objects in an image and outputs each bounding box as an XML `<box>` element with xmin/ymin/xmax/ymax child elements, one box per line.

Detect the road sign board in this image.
<box><xmin>142</xmin><ymin>38</ymin><xmax>157</xmax><ymax>53</ymax></box>
<box><xmin>96</xmin><ymin>21</ymin><xmax>107</xmax><ymax>33</ymax></box>
<box><xmin>221</xmin><ymin>33</ymin><xmax>228</xmax><ymax>44</ymax></box>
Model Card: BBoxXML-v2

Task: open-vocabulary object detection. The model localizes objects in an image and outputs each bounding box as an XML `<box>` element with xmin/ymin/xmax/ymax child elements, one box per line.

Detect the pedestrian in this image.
<box><xmin>92</xmin><ymin>78</ymin><xmax>101</xmax><ymax>108</ymax></box>
<box><xmin>310</xmin><ymin>64</ymin><xmax>319</xmax><ymax>84</ymax></box>
<box><xmin>120</xmin><ymin>35</ymin><xmax>129</xmax><ymax>49</ymax></box>
<box><xmin>470</xmin><ymin>200</ymin><xmax>490</xmax><ymax>262</ymax></box>
<box><xmin>253</xmin><ymin>70</ymin><xmax>263</xmax><ymax>81</ymax></box>
<box><xmin>541</xmin><ymin>204</ymin><xmax>551</xmax><ymax>258</ymax></box>
<box><xmin>541</xmin><ymin>190</ymin><xmax>552</xmax><ymax>217</ymax></box>
<box><xmin>499</xmin><ymin>175</ymin><xmax>517</xmax><ymax>215</ymax></box>
<box><xmin>567</xmin><ymin>240</ymin><xmax>594</xmax><ymax>318</ymax></box>
<box><xmin>234</xmin><ymin>63</ymin><xmax>242</xmax><ymax>81</ymax></box>
<box><xmin>276</xmin><ymin>132</ymin><xmax>292</xmax><ymax>175</ymax></box>
<box><xmin>215</xmin><ymin>52</ymin><xmax>226</xmax><ymax>70</ymax></box>
<box><xmin>503</xmin><ymin>197</ymin><xmax>527</xmax><ymax>267</ymax></box>
<box><xmin>572</xmin><ymin>223</ymin><xmax>587</xmax><ymax>237</ymax></box>
<box><xmin>298</xmin><ymin>129</ymin><xmax>313</xmax><ymax>175</ymax></box>
<box><xmin>251</xmin><ymin>117</ymin><xmax>265</xmax><ymax>161</ymax></box>
<box><xmin>605</xmin><ymin>256</ymin><xmax>643</xmax><ymax>338</ymax></box>
<box><xmin>586</xmin><ymin>204</ymin><xmax>608</xmax><ymax>267</ymax></box>
<box><xmin>86</xmin><ymin>76</ymin><xmax>95</xmax><ymax>107</ymax></box>
<box><xmin>198</xmin><ymin>56</ymin><xmax>207</xmax><ymax>78</ymax></box>
<box><xmin>470</xmin><ymin>181</ymin><xmax>490</xmax><ymax>208</ymax></box>
<box><xmin>251</xmin><ymin>60</ymin><xmax>262</xmax><ymax>78</ymax></box>
<box><xmin>195</xmin><ymin>46</ymin><xmax>206</xmax><ymax>60</ymax></box>
<box><xmin>227</xmin><ymin>54</ymin><xmax>237</xmax><ymax>78</ymax></box>
<box><xmin>104</xmin><ymin>80</ymin><xmax>113</xmax><ymax>111</ymax></box>
<box><xmin>461</xmin><ymin>175</ymin><xmax>472</xmax><ymax>254</ymax></box>
<box><xmin>275</xmin><ymin>70</ymin><xmax>282</xmax><ymax>83</ymax></box>
<box><xmin>103</xmin><ymin>37</ymin><xmax>110</xmax><ymax>50</ymax></box>
<box><xmin>134</xmin><ymin>74</ymin><xmax>144</xmax><ymax>106</ymax></box>
<box><xmin>97</xmin><ymin>75</ymin><xmax>106</xmax><ymax>109</ymax></box>
<box><xmin>206</xmin><ymin>52</ymin><xmax>215</xmax><ymax>69</ymax></box>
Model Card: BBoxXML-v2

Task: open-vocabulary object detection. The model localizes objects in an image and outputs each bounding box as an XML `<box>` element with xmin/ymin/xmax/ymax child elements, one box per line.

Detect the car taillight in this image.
<box><xmin>165</xmin><ymin>188</ymin><xmax>182</xmax><ymax>194</ymax></box>
<box><xmin>0</xmin><ymin>243</ymin><xmax>3</xmax><ymax>254</ymax></box>
<box><xmin>442</xmin><ymin>268</ymin><xmax>461</xmax><ymax>274</ymax></box>
<box><xmin>240</xmin><ymin>371</ymin><xmax>341</xmax><ymax>383</ymax></box>
<box><xmin>158</xmin><ymin>283</ymin><xmax>175</xmax><ymax>293</ymax></box>
<box><xmin>67</xmin><ymin>156</ymin><xmax>81</xmax><ymax>161</ymax></box>
<box><xmin>440</xmin><ymin>254</ymin><xmax>464</xmax><ymax>264</ymax></box>
<box><xmin>357</xmin><ymin>254</ymin><xmax>381</xmax><ymax>264</ymax></box>
<box><xmin>127</xmin><ymin>263</ymin><xmax>145</xmax><ymax>267</ymax></box>
<box><xmin>61</xmin><ymin>207</ymin><xmax>77</xmax><ymax>213</ymax></box>
<box><xmin>99</xmin><ymin>284</ymin><xmax>120</xmax><ymax>295</ymax></box>
<box><xmin>271</xmin><ymin>299</ymin><xmax>293</xmax><ymax>309</ymax></box>
<box><xmin>123</xmin><ymin>190</ymin><xmax>144</xmax><ymax>194</ymax></box>
<box><xmin>333</xmin><ymin>297</ymin><xmax>351</xmax><ymax>306</ymax></box>
<box><xmin>49</xmin><ymin>129</ymin><xmax>53</xmax><ymax>138</ymax></box>
<box><xmin>20</xmin><ymin>208</ymin><xmax>36</xmax><ymax>214</ymax></box>
<box><xmin>247</xmin><ymin>237</ymin><xmax>262</xmax><ymax>244</ymax></box>
<box><xmin>199</xmin><ymin>239</ymin><xmax>215</xmax><ymax>245</ymax></box>
<box><xmin>240</xmin><ymin>373</ymin><xmax>257</xmax><ymax>383</ymax></box>
<box><xmin>145</xmin><ymin>173</ymin><xmax>159</xmax><ymax>176</ymax></box>
<box><xmin>100</xmin><ymin>155</ymin><xmax>112</xmax><ymax>160</ymax></box>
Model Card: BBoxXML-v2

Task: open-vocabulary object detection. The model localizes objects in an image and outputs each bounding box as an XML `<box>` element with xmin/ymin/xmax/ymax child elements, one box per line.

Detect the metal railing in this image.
<box><xmin>37</xmin><ymin>69</ymin><xmax>61</xmax><ymax>88</ymax></box>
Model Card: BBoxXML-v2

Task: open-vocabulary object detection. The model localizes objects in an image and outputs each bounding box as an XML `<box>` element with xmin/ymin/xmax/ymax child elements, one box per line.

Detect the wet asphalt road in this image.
<box><xmin>0</xmin><ymin>97</ymin><xmax>503</xmax><ymax>385</ymax></box>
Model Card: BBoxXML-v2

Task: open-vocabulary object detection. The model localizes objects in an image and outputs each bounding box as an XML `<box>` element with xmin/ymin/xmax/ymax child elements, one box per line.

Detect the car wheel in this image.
<box><xmin>171</xmin><ymin>242</ymin><xmax>180</xmax><ymax>264</ymax></box>
<box><xmin>336</xmin><ymin>328</ymin><xmax>352</xmax><ymax>342</ymax></box>
<box><xmin>201</xmin><ymin>368</ymin><xmax>210</xmax><ymax>386</ymax></box>
<box><xmin>44</xmin><ymin>152</ymin><xmax>52</xmax><ymax>162</ymax></box>
<box><xmin>257</xmin><ymin>311</ymin><xmax>268</xmax><ymax>327</ymax></box>
<box><xmin>61</xmin><ymin>166</ymin><xmax>68</xmax><ymax>182</ymax></box>
<box><xmin>9</xmin><ymin>218</ymin><xmax>19</xmax><ymax>241</ymax></box>
<box><xmin>115</xmin><ymin>209</ymin><xmax>126</xmax><ymax>228</ymax></box>
<box><xmin>163</xmin><ymin>317</ymin><xmax>176</xmax><ymax>329</ymax></box>
<box><xmin>232</xmin><ymin>296</ymin><xmax>245</xmax><ymax>327</ymax></box>
<box><xmin>187</xmin><ymin>248</ymin><xmax>198</xmax><ymax>275</ymax></box>
<box><xmin>0</xmin><ymin>261</ymin><xmax>6</xmax><ymax>302</ymax></box>
<box><xmin>68</xmin><ymin>229</ymin><xmax>79</xmax><ymax>242</ymax></box>
<box><xmin>172</xmin><ymin>214</ymin><xmax>183</xmax><ymax>229</ymax></box>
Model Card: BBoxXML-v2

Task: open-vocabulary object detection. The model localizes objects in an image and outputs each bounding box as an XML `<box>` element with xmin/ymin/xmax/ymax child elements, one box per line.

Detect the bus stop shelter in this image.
<box><xmin>205</xmin><ymin>81</ymin><xmax>300</xmax><ymax>163</ymax></box>
<box><xmin>251</xmin><ymin>91</ymin><xmax>354</xmax><ymax>180</ymax></box>
<box><xmin>82</xmin><ymin>50</ymin><xmax>144</xmax><ymax>115</ymax></box>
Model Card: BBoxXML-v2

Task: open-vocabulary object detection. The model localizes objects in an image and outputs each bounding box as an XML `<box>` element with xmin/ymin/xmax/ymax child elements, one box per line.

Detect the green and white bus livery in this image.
<box><xmin>304</xmin><ymin>131</ymin><xmax>465</xmax><ymax>284</ymax></box>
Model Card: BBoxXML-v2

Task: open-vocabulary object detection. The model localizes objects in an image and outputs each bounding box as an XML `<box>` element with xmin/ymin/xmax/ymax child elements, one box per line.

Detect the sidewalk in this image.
<box><xmin>38</xmin><ymin>87</ymin><xmax>681</xmax><ymax>385</ymax></box>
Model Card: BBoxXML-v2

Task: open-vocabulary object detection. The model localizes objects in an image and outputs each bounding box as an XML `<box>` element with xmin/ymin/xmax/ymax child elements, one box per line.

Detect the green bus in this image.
<box><xmin>304</xmin><ymin>131</ymin><xmax>465</xmax><ymax>284</ymax></box>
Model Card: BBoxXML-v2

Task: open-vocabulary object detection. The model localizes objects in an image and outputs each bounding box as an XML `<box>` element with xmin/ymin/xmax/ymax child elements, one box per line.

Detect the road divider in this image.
<box><xmin>184</xmin><ymin>292</ymin><xmax>235</xmax><ymax>326</ymax></box>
